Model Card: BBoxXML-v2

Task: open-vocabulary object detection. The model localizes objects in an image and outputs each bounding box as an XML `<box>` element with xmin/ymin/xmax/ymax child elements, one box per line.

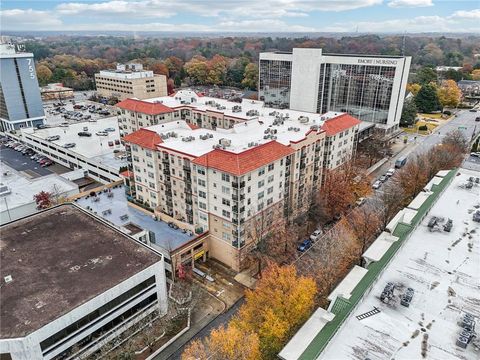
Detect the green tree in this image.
<box><xmin>400</xmin><ymin>98</ymin><xmax>418</xmax><ymax>127</ymax></box>
<box><xmin>415</xmin><ymin>83</ymin><xmax>440</xmax><ymax>113</ymax></box>
<box><xmin>241</xmin><ymin>63</ymin><xmax>258</xmax><ymax>90</ymax></box>
<box><xmin>415</xmin><ymin>66</ymin><xmax>438</xmax><ymax>85</ymax></box>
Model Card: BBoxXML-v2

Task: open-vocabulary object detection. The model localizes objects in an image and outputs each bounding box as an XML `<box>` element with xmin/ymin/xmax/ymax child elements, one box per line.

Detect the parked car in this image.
<box><xmin>104</xmin><ymin>127</ymin><xmax>115</xmax><ymax>132</ymax></box>
<box><xmin>41</xmin><ymin>160</ymin><xmax>53</xmax><ymax>167</ymax></box>
<box><xmin>15</xmin><ymin>145</ymin><xmax>26</xmax><ymax>151</ymax></box>
<box><xmin>372</xmin><ymin>180</ymin><xmax>382</xmax><ymax>189</ymax></box>
<box><xmin>309</xmin><ymin>229</ymin><xmax>323</xmax><ymax>242</ymax></box>
<box><xmin>78</xmin><ymin>131</ymin><xmax>92</xmax><ymax>137</ymax></box>
<box><xmin>39</xmin><ymin>158</ymin><xmax>50</xmax><ymax>165</ymax></box>
<box><xmin>471</xmin><ymin>152</ymin><xmax>480</xmax><ymax>158</ymax></box>
<box><xmin>469</xmin><ymin>109</ymin><xmax>477</xmax><ymax>112</ymax></box>
<box><xmin>59</xmin><ymin>122</ymin><xmax>69</xmax><ymax>127</ymax></box>
<box><xmin>379</xmin><ymin>175</ymin><xmax>388</xmax><ymax>182</ymax></box>
<box><xmin>63</xmin><ymin>143</ymin><xmax>76</xmax><ymax>149</ymax></box>
<box><xmin>96</xmin><ymin>131</ymin><xmax>108</xmax><ymax>136</ymax></box>
<box><xmin>355</xmin><ymin>197</ymin><xmax>366</xmax><ymax>206</ymax></box>
<box><xmin>108</xmin><ymin>141</ymin><xmax>114</xmax><ymax>147</ymax></box>
<box><xmin>46</xmin><ymin>135</ymin><xmax>60</xmax><ymax>142</ymax></box>
<box><xmin>31</xmin><ymin>154</ymin><xmax>41</xmax><ymax>160</ymax></box>
<box><xmin>36</xmin><ymin>124</ymin><xmax>48</xmax><ymax>129</ymax></box>
<box><xmin>386</xmin><ymin>168</ymin><xmax>395</xmax><ymax>177</ymax></box>
<box><xmin>297</xmin><ymin>239</ymin><xmax>313</xmax><ymax>252</ymax></box>
<box><xmin>476</xmin><ymin>116</ymin><xmax>480</xmax><ymax>122</ymax></box>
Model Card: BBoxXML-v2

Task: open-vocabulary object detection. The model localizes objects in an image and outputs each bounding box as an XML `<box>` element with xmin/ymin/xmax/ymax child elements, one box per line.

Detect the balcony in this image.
<box><xmin>183</xmin><ymin>165</ymin><xmax>191</xmax><ymax>172</ymax></box>
<box><xmin>162</xmin><ymin>157</ymin><xmax>169</xmax><ymax>164</ymax></box>
<box><xmin>232</xmin><ymin>181</ymin><xmax>245</xmax><ymax>188</ymax></box>
<box><xmin>286</xmin><ymin>158</ymin><xmax>291</xmax><ymax>165</ymax></box>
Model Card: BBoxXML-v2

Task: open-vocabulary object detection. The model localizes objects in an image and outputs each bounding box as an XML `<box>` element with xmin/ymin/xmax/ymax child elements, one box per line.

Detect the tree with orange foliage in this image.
<box><xmin>346</xmin><ymin>205</ymin><xmax>382</xmax><ymax>263</ymax></box>
<box><xmin>182</xmin><ymin>339</ymin><xmax>208</xmax><ymax>360</ymax></box>
<box><xmin>181</xmin><ymin>325</ymin><xmax>260</xmax><ymax>360</ymax></box>
<box><xmin>231</xmin><ymin>263</ymin><xmax>316</xmax><ymax>359</ymax></box>
<box><xmin>149</xmin><ymin>62</ymin><xmax>169</xmax><ymax>77</ymax></box>
<box><xmin>437</xmin><ymin>79</ymin><xmax>462</xmax><ymax>110</ymax></box>
<box><xmin>316</xmin><ymin>162</ymin><xmax>371</xmax><ymax>225</ymax></box>
<box><xmin>395</xmin><ymin>154</ymin><xmax>429</xmax><ymax>203</ymax></box>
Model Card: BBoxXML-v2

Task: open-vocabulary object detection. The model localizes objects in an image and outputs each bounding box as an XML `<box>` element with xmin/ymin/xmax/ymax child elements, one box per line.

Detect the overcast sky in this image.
<box><xmin>1</xmin><ymin>0</ymin><xmax>479</xmax><ymax>33</ymax></box>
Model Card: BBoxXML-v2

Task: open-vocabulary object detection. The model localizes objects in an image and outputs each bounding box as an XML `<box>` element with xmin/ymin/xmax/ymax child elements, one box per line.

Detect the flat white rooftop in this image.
<box><xmin>279</xmin><ymin>308</ymin><xmax>336</xmax><ymax>360</ymax></box>
<box><xmin>320</xmin><ymin>168</ymin><xmax>480</xmax><ymax>360</ymax></box>
<box><xmin>146</xmin><ymin>89</ymin><xmax>339</xmax><ymax>124</ymax></box>
<box><xmin>0</xmin><ymin>162</ymin><xmax>78</xmax><ymax>214</ymax></box>
<box><xmin>21</xmin><ymin>117</ymin><xmax>126</xmax><ymax>170</ymax></box>
<box><xmin>75</xmin><ymin>186</ymin><xmax>196</xmax><ymax>250</ymax></box>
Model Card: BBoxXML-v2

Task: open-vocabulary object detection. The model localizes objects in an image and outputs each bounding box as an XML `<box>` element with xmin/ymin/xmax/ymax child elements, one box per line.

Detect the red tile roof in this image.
<box><xmin>321</xmin><ymin>114</ymin><xmax>361</xmax><ymax>136</ymax></box>
<box><xmin>116</xmin><ymin>98</ymin><xmax>174</xmax><ymax>115</ymax></box>
<box><xmin>123</xmin><ymin>128</ymin><xmax>162</xmax><ymax>150</ymax></box>
<box><xmin>192</xmin><ymin>141</ymin><xmax>294</xmax><ymax>176</ymax></box>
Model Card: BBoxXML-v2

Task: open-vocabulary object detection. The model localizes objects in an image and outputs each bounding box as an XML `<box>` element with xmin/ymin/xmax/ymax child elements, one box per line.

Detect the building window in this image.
<box><xmin>258</xmin><ymin>168</ymin><xmax>265</xmax><ymax>176</ymax></box>
<box><xmin>199</xmin><ymin>191</ymin><xmax>207</xmax><ymax>198</ymax></box>
<box><xmin>199</xmin><ymin>202</ymin><xmax>207</xmax><ymax>210</ymax></box>
<box><xmin>257</xmin><ymin>203</ymin><xmax>264</xmax><ymax>211</ymax></box>
<box><xmin>267</xmin><ymin>186</ymin><xmax>273</xmax><ymax>194</ymax></box>
<box><xmin>198</xmin><ymin>179</ymin><xmax>206</xmax><ymax>187</ymax></box>
<box><xmin>221</xmin><ymin>173</ymin><xmax>230</xmax><ymax>182</ymax></box>
<box><xmin>222</xmin><ymin>198</ymin><xmax>230</xmax><ymax>206</ymax></box>
<box><xmin>221</xmin><ymin>185</ymin><xmax>230</xmax><ymax>194</ymax></box>
<box><xmin>197</xmin><ymin>167</ymin><xmax>206</xmax><ymax>175</ymax></box>
<box><xmin>268</xmin><ymin>163</ymin><xmax>274</xmax><ymax>171</ymax></box>
<box><xmin>267</xmin><ymin>175</ymin><xmax>274</xmax><ymax>183</ymax></box>
<box><xmin>267</xmin><ymin>198</ymin><xmax>273</xmax><ymax>205</ymax></box>
<box><xmin>258</xmin><ymin>180</ymin><xmax>264</xmax><ymax>188</ymax></box>
<box><xmin>222</xmin><ymin>232</ymin><xmax>231</xmax><ymax>241</ymax></box>
<box><xmin>222</xmin><ymin>210</ymin><xmax>231</xmax><ymax>218</ymax></box>
<box><xmin>258</xmin><ymin>191</ymin><xmax>264</xmax><ymax>200</ymax></box>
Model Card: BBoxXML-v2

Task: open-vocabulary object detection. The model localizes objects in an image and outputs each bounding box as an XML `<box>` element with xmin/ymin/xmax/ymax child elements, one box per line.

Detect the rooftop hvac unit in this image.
<box><xmin>208</xmin><ymin>133</ymin><xmax>213</xmax><ymax>138</ymax></box>
<box><xmin>264</xmin><ymin>129</ymin><xmax>270</xmax><ymax>134</ymax></box>
<box><xmin>219</xmin><ymin>138</ymin><xmax>231</xmax><ymax>147</ymax></box>
<box><xmin>263</xmin><ymin>135</ymin><xmax>270</xmax><ymax>140</ymax></box>
<box><xmin>298</xmin><ymin>116</ymin><xmax>309</xmax><ymax>123</ymax></box>
<box><xmin>310</xmin><ymin>125</ymin><xmax>319</xmax><ymax>130</ymax></box>
<box><xmin>288</xmin><ymin>127</ymin><xmax>293</xmax><ymax>131</ymax></box>
<box><xmin>271</xmin><ymin>136</ymin><xmax>277</xmax><ymax>140</ymax></box>
<box><xmin>0</xmin><ymin>185</ymin><xmax>11</xmax><ymax>196</ymax></box>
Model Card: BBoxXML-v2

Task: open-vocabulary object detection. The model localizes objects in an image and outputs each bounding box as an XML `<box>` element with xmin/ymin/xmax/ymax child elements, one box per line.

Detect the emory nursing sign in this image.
<box><xmin>358</xmin><ymin>58</ymin><xmax>399</xmax><ymax>65</ymax></box>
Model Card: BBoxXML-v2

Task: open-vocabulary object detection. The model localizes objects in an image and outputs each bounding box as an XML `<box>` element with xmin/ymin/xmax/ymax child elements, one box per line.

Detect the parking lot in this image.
<box><xmin>0</xmin><ymin>141</ymin><xmax>69</xmax><ymax>179</ymax></box>
<box><xmin>43</xmin><ymin>99</ymin><xmax>117</xmax><ymax>127</ymax></box>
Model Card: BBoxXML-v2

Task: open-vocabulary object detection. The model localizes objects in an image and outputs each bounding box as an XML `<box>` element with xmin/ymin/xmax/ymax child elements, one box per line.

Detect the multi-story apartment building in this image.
<box><xmin>0</xmin><ymin>43</ymin><xmax>45</xmax><ymax>131</ymax></box>
<box><xmin>123</xmin><ymin>91</ymin><xmax>360</xmax><ymax>271</ymax></box>
<box><xmin>259</xmin><ymin>48</ymin><xmax>411</xmax><ymax>134</ymax></box>
<box><xmin>95</xmin><ymin>63</ymin><xmax>167</xmax><ymax>101</ymax></box>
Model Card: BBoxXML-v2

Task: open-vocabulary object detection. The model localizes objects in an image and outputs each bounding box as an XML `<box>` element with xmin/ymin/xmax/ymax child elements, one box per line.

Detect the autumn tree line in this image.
<box><xmin>26</xmin><ymin>34</ymin><xmax>480</xmax><ymax>91</ymax></box>
<box><xmin>181</xmin><ymin>129</ymin><xmax>469</xmax><ymax>360</ymax></box>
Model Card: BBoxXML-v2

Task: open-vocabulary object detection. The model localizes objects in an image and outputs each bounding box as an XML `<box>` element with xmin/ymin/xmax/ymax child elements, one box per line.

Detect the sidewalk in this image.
<box><xmin>153</xmin><ymin>288</ymin><xmax>225</xmax><ymax>360</ymax></box>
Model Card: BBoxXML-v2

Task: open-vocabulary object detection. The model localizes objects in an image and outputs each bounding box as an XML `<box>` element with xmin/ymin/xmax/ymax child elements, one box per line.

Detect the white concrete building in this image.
<box><xmin>19</xmin><ymin>117</ymin><xmax>127</xmax><ymax>183</ymax></box>
<box><xmin>0</xmin><ymin>204</ymin><xmax>168</xmax><ymax>360</ymax></box>
<box><xmin>0</xmin><ymin>162</ymin><xmax>79</xmax><ymax>224</ymax></box>
<box><xmin>259</xmin><ymin>48</ymin><xmax>411</xmax><ymax>134</ymax></box>
<box><xmin>95</xmin><ymin>63</ymin><xmax>167</xmax><ymax>101</ymax></box>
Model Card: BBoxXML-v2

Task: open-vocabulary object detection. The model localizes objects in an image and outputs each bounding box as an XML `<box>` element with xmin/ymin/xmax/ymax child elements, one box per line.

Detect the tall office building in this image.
<box><xmin>259</xmin><ymin>48</ymin><xmax>411</xmax><ymax>134</ymax></box>
<box><xmin>0</xmin><ymin>43</ymin><xmax>45</xmax><ymax>131</ymax></box>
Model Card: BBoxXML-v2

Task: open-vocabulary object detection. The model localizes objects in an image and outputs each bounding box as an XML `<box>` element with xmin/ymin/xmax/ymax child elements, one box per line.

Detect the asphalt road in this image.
<box><xmin>372</xmin><ymin>109</ymin><xmax>480</xmax><ymax>182</ymax></box>
<box><xmin>411</xmin><ymin>109</ymin><xmax>480</xmax><ymax>156</ymax></box>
